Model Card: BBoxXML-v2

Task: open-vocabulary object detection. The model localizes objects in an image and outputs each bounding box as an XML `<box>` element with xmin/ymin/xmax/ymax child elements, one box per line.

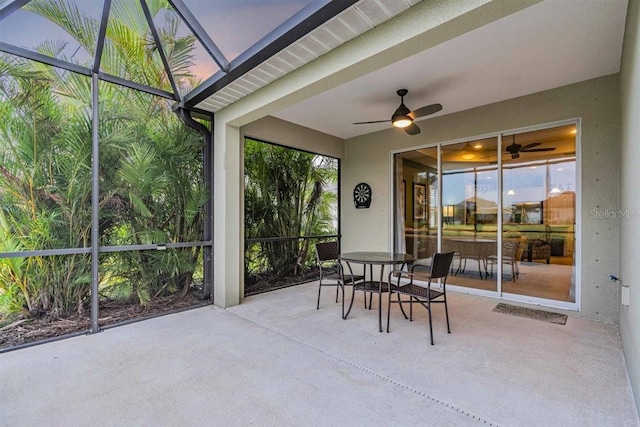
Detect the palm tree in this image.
<box><xmin>0</xmin><ymin>49</ymin><xmax>93</xmax><ymax>315</ymax></box>
<box><xmin>244</xmin><ymin>139</ymin><xmax>338</xmax><ymax>282</ymax></box>
<box><xmin>0</xmin><ymin>0</ymin><xmax>208</xmax><ymax>317</ymax></box>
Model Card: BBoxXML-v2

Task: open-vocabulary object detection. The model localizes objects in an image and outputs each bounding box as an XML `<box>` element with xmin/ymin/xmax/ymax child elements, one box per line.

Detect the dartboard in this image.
<box><xmin>353</xmin><ymin>182</ymin><xmax>372</xmax><ymax>209</ymax></box>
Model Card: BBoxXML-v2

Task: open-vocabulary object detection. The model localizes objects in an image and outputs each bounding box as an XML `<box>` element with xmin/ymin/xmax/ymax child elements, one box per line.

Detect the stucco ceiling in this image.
<box><xmin>271</xmin><ymin>0</ymin><xmax>628</xmax><ymax>140</ymax></box>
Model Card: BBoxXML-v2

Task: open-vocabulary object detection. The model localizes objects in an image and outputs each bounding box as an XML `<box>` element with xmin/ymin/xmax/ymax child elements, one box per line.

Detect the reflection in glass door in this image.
<box><xmin>395</xmin><ymin>147</ymin><xmax>439</xmax><ymax>266</ymax></box>
<box><xmin>501</xmin><ymin>126</ymin><xmax>576</xmax><ymax>302</ymax></box>
<box><xmin>440</xmin><ymin>138</ymin><xmax>498</xmax><ymax>293</ymax></box>
<box><xmin>393</xmin><ymin>123</ymin><xmax>577</xmax><ymax>305</ymax></box>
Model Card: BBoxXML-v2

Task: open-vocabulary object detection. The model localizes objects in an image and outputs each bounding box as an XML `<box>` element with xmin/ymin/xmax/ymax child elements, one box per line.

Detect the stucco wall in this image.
<box><xmin>342</xmin><ymin>74</ymin><xmax>620</xmax><ymax>322</ymax></box>
<box><xmin>241</xmin><ymin>116</ymin><xmax>344</xmax><ymax>159</ymax></box>
<box><xmin>620</xmin><ymin>0</ymin><xmax>640</xmax><ymax>414</ymax></box>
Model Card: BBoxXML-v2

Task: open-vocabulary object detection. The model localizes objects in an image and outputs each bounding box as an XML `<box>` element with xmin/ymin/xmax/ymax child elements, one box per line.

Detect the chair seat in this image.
<box><xmin>395</xmin><ymin>284</ymin><xmax>444</xmax><ymax>300</ymax></box>
<box><xmin>321</xmin><ymin>271</ymin><xmax>364</xmax><ymax>283</ymax></box>
<box><xmin>486</xmin><ymin>255</ymin><xmax>512</xmax><ymax>262</ymax></box>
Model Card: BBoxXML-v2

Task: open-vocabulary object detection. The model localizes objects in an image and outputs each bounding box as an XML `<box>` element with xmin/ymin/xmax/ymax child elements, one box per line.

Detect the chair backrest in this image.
<box><xmin>430</xmin><ymin>251</ymin><xmax>456</xmax><ymax>279</ymax></box>
<box><xmin>315</xmin><ymin>241</ymin><xmax>339</xmax><ymax>262</ymax></box>
<box><xmin>503</xmin><ymin>238</ymin><xmax>525</xmax><ymax>261</ymax></box>
<box><xmin>514</xmin><ymin>238</ymin><xmax>526</xmax><ymax>261</ymax></box>
<box><xmin>503</xmin><ymin>239</ymin><xmax>519</xmax><ymax>259</ymax></box>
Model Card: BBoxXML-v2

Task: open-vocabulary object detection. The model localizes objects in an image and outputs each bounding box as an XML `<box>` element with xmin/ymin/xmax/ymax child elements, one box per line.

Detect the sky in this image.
<box><xmin>441</xmin><ymin>160</ymin><xmax>575</xmax><ymax>207</ymax></box>
<box><xmin>0</xmin><ymin>0</ymin><xmax>313</xmax><ymax>81</ymax></box>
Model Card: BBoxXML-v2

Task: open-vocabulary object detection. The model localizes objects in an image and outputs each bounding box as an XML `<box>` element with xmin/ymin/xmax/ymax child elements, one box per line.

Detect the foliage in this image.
<box><xmin>244</xmin><ymin>139</ymin><xmax>337</xmax><ymax>281</ymax></box>
<box><xmin>0</xmin><ymin>0</ymin><xmax>207</xmax><ymax>317</ymax></box>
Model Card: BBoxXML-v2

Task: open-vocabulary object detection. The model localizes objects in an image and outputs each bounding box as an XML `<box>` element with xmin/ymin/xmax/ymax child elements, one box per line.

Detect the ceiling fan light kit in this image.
<box><xmin>353</xmin><ymin>89</ymin><xmax>442</xmax><ymax>136</ymax></box>
<box><xmin>392</xmin><ymin>115</ymin><xmax>412</xmax><ymax>128</ymax></box>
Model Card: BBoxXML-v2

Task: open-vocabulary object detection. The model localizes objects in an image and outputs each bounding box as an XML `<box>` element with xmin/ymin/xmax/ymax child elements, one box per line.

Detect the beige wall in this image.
<box><xmin>620</xmin><ymin>0</ymin><xmax>640</xmax><ymax>414</ymax></box>
<box><xmin>241</xmin><ymin>116</ymin><xmax>344</xmax><ymax>159</ymax></box>
<box><xmin>342</xmin><ymin>74</ymin><xmax>620</xmax><ymax>322</ymax></box>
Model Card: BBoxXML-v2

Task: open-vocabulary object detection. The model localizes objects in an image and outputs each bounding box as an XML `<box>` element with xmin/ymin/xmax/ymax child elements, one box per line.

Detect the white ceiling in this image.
<box><xmin>271</xmin><ymin>0</ymin><xmax>629</xmax><ymax>140</ymax></box>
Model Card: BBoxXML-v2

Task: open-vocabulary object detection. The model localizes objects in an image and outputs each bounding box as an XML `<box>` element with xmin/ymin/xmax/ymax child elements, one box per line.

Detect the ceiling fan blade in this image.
<box><xmin>353</xmin><ymin>119</ymin><xmax>390</xmax><ymax>125</ymax></box>
<box><xmin>404</xmin><ymin>123</ymin><xmax>421</xmax><ymax>135</ymax></box>
<box><xmin>520</xmin><ymin>142</ymin><xmax>541</xmax><ymax>150</ymax></box>
<box><xmin>521</xmin><ymin>147</ymin><xmax>556</xmax><ymax>152</ymax></box>
<box><xmin>409</xmin><ymin>103</ymin><xmax>443</xmax><ymax>119</ymax></box>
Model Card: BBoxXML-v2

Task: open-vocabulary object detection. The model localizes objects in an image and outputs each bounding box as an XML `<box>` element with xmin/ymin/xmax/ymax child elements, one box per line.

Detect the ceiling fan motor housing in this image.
<box><xmin>506</xmin><ymin>143</ymin><xmax>521</xmax><ymax>158</ymax></box>
<box><xmin>392</xmin><ymin>88</ymin><xmax>411</xmax><ymax>122</ymax></box>
<box><xmin>392</xmin><ymin>103</ymin><xmax>411</xmax><ymax>122</ymax></box>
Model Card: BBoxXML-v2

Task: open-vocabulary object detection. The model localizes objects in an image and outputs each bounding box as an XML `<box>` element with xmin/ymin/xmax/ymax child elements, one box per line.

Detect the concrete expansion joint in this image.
<box><xmin>231</xmin><ymin>311</ymin><xmax>498</xmax><ymax>426</ymax></box>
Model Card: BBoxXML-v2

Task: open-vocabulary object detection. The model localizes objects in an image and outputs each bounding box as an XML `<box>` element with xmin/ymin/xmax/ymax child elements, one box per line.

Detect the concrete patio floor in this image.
<box><xmin>1</xmin><ymin>282</ymin><xmax>638</xmax><ymax>426</ymax></box>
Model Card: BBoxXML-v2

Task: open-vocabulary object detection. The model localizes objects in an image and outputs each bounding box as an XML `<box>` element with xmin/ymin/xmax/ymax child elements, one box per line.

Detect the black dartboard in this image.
<box><xmin>353</xmin><ymin>182</ymin><xmax>372</xmax><ymax>209</ymax></box>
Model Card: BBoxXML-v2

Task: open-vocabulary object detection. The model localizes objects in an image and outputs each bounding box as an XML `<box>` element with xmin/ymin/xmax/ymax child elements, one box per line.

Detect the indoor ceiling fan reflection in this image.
<box><xmin>504</xmin><ymin>135</ymin><xmax>555</xmax><ymax>159</ymax></box>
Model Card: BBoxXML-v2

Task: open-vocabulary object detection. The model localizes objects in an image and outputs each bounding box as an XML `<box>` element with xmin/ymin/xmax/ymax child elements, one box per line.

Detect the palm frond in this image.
<box><xmin>25</xmin><ymin>0</ymin><xmax>98</xmax><ymax>60</ymax></box>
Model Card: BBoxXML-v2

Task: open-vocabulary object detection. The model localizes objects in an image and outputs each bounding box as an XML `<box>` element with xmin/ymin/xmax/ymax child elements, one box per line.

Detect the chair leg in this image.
<box><xmin>427</xmin><ymin>299</ymin><xmax>434</xmax><ymax>345</ymax></box>
<box><xmin>386</xmin><ymin>289</ymin><xmax>392</xmax><ymax>333</ymax></box>
<box><xmin>341</xmin><ymin>283</ymin><xmax>345</xmax><ymax>319</ymax></box>
<box><xmin>344</xmin><ymin>283</ymin><xmax>357</xmax><ymax>320</ymax></box>
<box><xmin>335</xmin><ymin>283</ymin><xmax>339</xmax><ymax>303</ymax></box>
<box><xmin>397</xmin><ymin>292</ymin><xmax>408</xmax><ymax>319</ymax></box>
<box><xmin>316</xmin><ymin>281</ymin><xmax>322</xmax><ymax>309</ymax></box>
<box><xmin>443</xmin><ymin>294</ymin><xmax>450</xmax><ymax>333</ymax></box>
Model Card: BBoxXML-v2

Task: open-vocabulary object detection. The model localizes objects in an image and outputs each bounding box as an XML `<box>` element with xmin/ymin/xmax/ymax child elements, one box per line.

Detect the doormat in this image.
<box><xmin>492</xmin><ymin>303</ymin><xmax>568</xmax><ymax>325</ymax></box>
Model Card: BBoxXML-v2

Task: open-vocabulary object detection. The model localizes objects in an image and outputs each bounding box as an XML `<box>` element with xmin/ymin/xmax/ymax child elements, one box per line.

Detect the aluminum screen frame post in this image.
<box><xmin>90</xmin><ymin>72</ymin><xmax>100</xmax><ymax>333</ymax></box>
<box><xmin>203</xmin><ymin>114</ymin><xmax>214</xmax><ymax>301</ymax></box>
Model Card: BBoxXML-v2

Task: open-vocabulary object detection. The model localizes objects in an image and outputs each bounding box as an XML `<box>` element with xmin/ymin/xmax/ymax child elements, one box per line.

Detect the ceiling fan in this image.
<box><xmin>353</xmin><ymin>89</ymin><xmax>442</xmax><ymax>135</ymax></box>
<box><xmin>505</xmin><ymin>135</ymin><xmax>555</xmax><ymax>159</ymax></box>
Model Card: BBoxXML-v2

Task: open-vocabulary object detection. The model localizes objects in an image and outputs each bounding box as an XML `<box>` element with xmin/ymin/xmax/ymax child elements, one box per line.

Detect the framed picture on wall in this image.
<box><xmin>402</xmin><ymin>180</ymin><xmax>406</xmax><ymax>206</ymax></box>
<box><xmin>413</xmin><ymin>182</ymin><xmax>426</xmax><ymax>220</ymax></box>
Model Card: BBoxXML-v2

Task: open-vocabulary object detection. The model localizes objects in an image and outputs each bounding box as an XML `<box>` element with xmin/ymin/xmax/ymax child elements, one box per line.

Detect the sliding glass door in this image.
<box><xmin>440</xmin><ymin>138</ymin><xmax>498</xmax><ymax>293</ymax></box>
<box><xmin>393</xmin><ymin>123</ymin><xmax>577</xmax><ymax>306</ymax></box>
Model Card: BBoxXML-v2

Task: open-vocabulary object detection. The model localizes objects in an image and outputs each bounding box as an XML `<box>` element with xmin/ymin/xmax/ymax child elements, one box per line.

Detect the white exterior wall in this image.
<box><xmin>620</xmin><ymin>0</ymin><xmax>640</xmax><ymax>414</ymax></box>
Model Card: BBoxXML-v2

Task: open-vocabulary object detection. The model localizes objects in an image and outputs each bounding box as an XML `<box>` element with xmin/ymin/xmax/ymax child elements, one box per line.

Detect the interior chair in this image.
<box><xmin>454</xmin><ymin>240</ymin><xmax>490</xmax><ymax>279</ymax></box>
<box><xmin>315</xmin><ymin>241</ymin><xmax>364</xmax><ymax>317</ymax></box>
<box><xmin>486</xmin><ymin>238</ymin><xmax>525</xmax><ymax>281</ymax></box>
<box><xmin>408</xmin><ymin>234</ymin><xmax>437</xmax><ymax>274</ymax></box>
<box><xmin>522</xmin><ymin>239</ymin><xmax>552</xmax><ymax>263</ymax></box>
<box><xmin>386</xmin><ymin>251</ymin><xmax>456</xmax><ymax>345</ymax></box>
<box><xmin>413</xmin><ymin>237</ymin><xmax>458</xmax><ymax>276</ymax></box>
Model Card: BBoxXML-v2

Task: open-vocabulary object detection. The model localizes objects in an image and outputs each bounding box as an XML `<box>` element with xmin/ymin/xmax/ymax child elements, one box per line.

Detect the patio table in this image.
<box><xmin>339</xmin><ymin>251</ymin><xmax>415</xmax><ymax>332</ymax></box>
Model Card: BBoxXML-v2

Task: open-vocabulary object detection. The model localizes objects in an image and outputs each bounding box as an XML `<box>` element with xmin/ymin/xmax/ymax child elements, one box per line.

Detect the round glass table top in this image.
<box><xmin>339</xmin><ymin>251</ymin><xmax>414</xmax><ymax>264</ymax></box>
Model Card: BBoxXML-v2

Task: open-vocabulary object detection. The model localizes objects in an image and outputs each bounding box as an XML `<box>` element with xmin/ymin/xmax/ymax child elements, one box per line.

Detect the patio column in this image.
<box><xmin>213</xmin><ymin>121</ymin><xmax>243</xmax><ymax>308</ymax></box>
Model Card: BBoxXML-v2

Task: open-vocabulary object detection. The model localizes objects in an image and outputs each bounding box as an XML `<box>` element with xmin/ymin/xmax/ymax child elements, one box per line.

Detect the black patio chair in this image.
<box><xmin>386</xmin><ymin>251</ymin><xmax>455</xmax><ymax>345</ymax></box>
<box><xmin>315</xmin><ymin>241</ymin><xmax>364</xmax><ymax>317</ymax></box>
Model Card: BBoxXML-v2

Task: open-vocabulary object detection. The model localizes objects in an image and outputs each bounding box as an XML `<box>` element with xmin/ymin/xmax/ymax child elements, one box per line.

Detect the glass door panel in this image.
<box><xmin>394</xmin><ymin>147</ymin><xmax>438</xmax><ymax>264</ymax></box>
<box><xmin>441</xmin><ymin>138</ymin><xmax>498</xmax><ymax>292</ymax></box>
<box><xmin>501</xmin><ymin>125</ymin><xmax>576</xmax><ymax>302</ymax></box>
